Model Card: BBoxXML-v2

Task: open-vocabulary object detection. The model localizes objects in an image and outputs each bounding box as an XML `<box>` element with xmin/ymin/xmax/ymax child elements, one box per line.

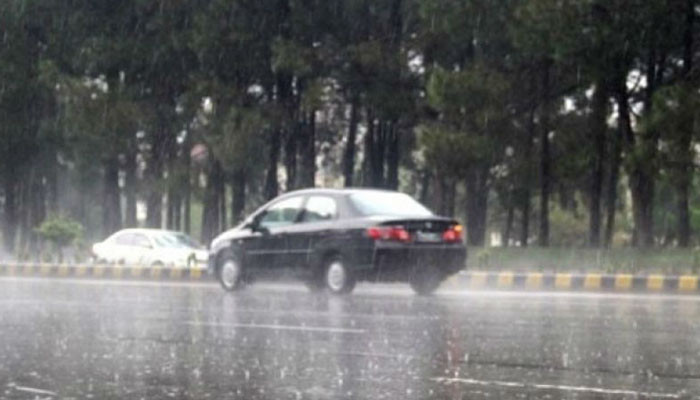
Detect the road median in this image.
<box><xmin>2</xmin><ymin>263</ymin><xmax>699</xmax><ymax>293</ymax></box>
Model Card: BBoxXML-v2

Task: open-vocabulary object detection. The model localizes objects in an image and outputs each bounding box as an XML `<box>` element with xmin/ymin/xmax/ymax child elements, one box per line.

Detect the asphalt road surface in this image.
<box><xmin>1</xmin><ymin>278</ymin><xmax>700</xmax><ymax>399</ymax></box>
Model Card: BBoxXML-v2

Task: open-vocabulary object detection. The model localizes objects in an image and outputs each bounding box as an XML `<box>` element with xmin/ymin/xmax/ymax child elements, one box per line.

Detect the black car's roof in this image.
<box><xmin>282</xmin><ymin>187</ymin><xmax>398</xmax><ymax>197</ymax></box>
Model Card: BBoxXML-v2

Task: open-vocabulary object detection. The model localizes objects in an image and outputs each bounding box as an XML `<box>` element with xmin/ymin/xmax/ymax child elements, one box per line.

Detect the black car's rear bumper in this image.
<box><xmin>358</xmin><ymin>243</ymin><xmax>466</xmax><ymax>282</ymax></box>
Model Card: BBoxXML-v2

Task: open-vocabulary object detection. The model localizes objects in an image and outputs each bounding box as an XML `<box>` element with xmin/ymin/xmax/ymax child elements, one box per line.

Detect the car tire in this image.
<box><xmin>217</xmin><ymin>252</ymin><xmax>245</xmax><ymax>292</ymax></box>
<box><xmin>409</xmin><ymin>266</ymin><xmax>443</xmax><ymax>296</ymax></box>
<box><xmin>323</xmin><ymin>257</ymin><xmax>356</xmax><ymax>295</ymax></box>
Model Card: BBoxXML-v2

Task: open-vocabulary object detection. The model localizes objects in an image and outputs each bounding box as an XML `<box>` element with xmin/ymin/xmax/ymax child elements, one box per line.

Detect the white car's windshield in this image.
<box><xmin>152</xmin><ymin>234</ymin><xmax>190</xmax><ymax>249</ymax></box>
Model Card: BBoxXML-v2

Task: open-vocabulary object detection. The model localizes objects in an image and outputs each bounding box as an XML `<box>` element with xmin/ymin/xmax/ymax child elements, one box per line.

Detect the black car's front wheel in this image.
<box><xmin>218</xmin><ymin>253</ymin><xmax>245</xmax><ymax>291</ymax></box>
<box><xmin>324</xmin><ymin>258</ymin><xmax>356</xmax><ymax>295</ymax></box>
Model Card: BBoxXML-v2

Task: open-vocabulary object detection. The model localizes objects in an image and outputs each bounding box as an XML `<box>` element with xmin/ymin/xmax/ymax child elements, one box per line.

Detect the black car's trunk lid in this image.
<box><xmin>375</xmin><ymin>217</ymin><xmax>459</xmax><ymax>243</ymax></box>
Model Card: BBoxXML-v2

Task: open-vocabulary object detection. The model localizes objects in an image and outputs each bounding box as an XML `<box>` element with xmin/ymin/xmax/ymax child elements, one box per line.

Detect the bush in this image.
<box><xmin>35</xmin><ymin>215</ymin><xmax>83</xmax><ymax>262</ymax></box>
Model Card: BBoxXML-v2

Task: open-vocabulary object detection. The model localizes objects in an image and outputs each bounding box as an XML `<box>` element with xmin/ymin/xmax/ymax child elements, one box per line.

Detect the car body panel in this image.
<box><xmin>93</xmin><ymin>229</ymin><xmax>208</xmax><ymax>268</ymax></box>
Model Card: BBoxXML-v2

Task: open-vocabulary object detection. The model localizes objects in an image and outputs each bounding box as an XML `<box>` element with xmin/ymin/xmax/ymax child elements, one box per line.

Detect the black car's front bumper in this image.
<box><xmin>359</xmin><ymin>243</ymin><xmax>466</xmax><ymax>282</ymax></box>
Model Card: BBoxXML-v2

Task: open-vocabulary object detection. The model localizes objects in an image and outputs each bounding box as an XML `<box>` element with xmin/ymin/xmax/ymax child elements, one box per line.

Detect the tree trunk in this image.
<box><xmin>172</xmin><ymin>194</ymin><xmax>181</xmax><ymax>231</ymax></box>
<box><xmin>677</xmin><ymin>168</ymin><xmax>691</xmax><ymax>247</ymax></box>
<box><xmin>504</xmin><ymin>199</ymin><xmax>514</xmax><ymax>248</ymax></box>
<box><xmin>614</xmin><ymin>72</ymin><xmax>640</xmax><ymax>246</ymax></box>
<box><xmin>588</xmin><ymin>79</ymin><xmax>608</xmax><ymax>247</ymax></box>
<box><xmin>615</xmin><ymin>66</ymin><xmax>654</xmax><ymax>247</ymax></box>
<box><xmin>520</xmin><ymin>108</ymin><xmax>535</xmax><ymax>248</ymax></box>
<box><xmin>146</xmin><ymin>129</ymin><xmax>165</xmax><ymax>228</ymax></box>
<box><xmin>446</xmin><ymin>179</ymin><xmax>456</xmax><ymax>217</ymax></box>
<box><xmin>102</xmin><ymin>157</ymin><xmax>122</xmax><ymax>237</ymax></box>
<box><xmin>201</xmin><ymin>160</ymin><xmax>223</xmax><ymax>244</ymax></box>
<box><xmin>435</xmin><ymin>174</ymin><xmax>448</xmax><ymax>216</ymax></box>
<box><xmin>677</xmin><ymin>0</ymin><xmax>694</xmax><ymax>247</ymax></box>
<box><xmin>371</xmin><ymin>121</ymin><xmax>387</xmax><ymax>188</ymax></box>
<box><xmin>343</xmin><ymin>99</ymin><xmax>359</xmax><ymax>187</ymax></box>
<box><xmin>418</xmin><ymin>170</ymin><xmax>431</xmax><ymax>205</ymax></box>
<box><xmin>385</xmin><ymin>124</ymin><xmax>400</xmax><ymax>190</ymax></box>
<box><xmin>166</xmin><ymin>133</ymin><xmax>180</xmax><ymax>230</ymax></box>
<box><xmin>362</xmin><ymin>108</ymin><xmax>376</xmax><ymax>187</ymax></box>
<box><xmin>220</xmin><ymin>173</ymin><xmax>227</xmax><ymax>230</ymax></box>
<box><xmin>124</xmin><ymin>151</ymin><xmax>138</xmax><ymax>228</ymax></box>
<box><xmin>231</xmin><ymin>169</ymin><xmax>246</xmax><ymax>225</ymax></box>
<box><xmin>45</xmin><ymin>151</ymin><xmax>59</xmax><ymax>214</ymax></box>
<box><xmin>284</xmin><ymin>126</ymin><xmax>297</xmax><ymax>191</ymax></box>
<box><xmin>298</xmin><ymin>111</ymin><xmax>316</xmax><ymax>188</ymax></box>
<box><xmin>264</xmin><ymin>129</ymin><xmax>281</xmax><ymax>200</ymax></box>
<box><xmin>539</xmin><ymin>60</ymin><xmax>552</xmax><ymax>247</ymax></box>
<box><xmin>27</xmin><ymin>167</ymin><xmax>46</xmax><ymax>258</ymax></box>
<box><xmin>604</xmin><ymin>116</ymin><xmax>623</xmax><ymax>248</ymax></box>
<box><xmin>183</xmin><ymin>139</ymin><xmax>192</xmax><ymax>234</ymax></box>
<box><xmin>630</xmin><ymin>171</ymin><xmax>655</xmax><ymax>247</ymax></box>
<box><xmin>629</xmin><ymin>36</ymin><xmax>660</xmax><ymax>248</ymax></box>
<box><xmin>465</xmin><ymin>166</ymin><xmax>489</xmax><ymax>246</ymax></box>
<box><xmin>3</xmin><ymin>165</ymin><xmax>17</xmax><ymax>252</ymax></box>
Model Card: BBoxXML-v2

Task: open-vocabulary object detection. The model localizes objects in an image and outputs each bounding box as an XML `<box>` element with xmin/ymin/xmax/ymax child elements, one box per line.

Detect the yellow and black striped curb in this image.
<box><xmin>2</xmin><ymin>264</ymin><xmax>699</xmax><ymax>293</ymax></box>
<box><xmin>446</xmin><ymin>271</ymin><xmax>700</xmax><ymax>292</ymax></box>
<box><xmin>0</xmin><ymin>263</ymin><xmax>208</xmax><ymax>280</ymax></box>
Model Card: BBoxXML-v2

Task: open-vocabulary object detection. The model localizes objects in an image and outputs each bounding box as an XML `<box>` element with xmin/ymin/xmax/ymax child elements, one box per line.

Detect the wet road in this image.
<box><xmin>1</xmin><ymin>278</ymin><xmax>700</xmax><ymax>399</ymax></box>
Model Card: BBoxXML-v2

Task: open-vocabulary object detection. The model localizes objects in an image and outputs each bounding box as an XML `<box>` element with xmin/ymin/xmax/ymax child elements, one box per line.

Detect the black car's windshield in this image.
<box><xmin>349</xmin><ymin>192</ymin><xmax>433</xmax><ymax>217</ymax></box>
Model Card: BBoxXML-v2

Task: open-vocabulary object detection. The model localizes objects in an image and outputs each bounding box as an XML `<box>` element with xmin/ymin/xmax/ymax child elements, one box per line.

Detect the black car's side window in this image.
<box><xmin>259</xmin><ymin>196</ymin><xmax>304</xmax><ymax>229</ymax></box>
<box><xmin>301</xmin><ymin>196</ymin><xmax>337</xmax><ymax>222</ymax></box>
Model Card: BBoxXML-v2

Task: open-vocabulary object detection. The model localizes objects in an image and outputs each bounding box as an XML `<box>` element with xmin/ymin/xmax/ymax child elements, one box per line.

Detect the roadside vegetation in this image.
<box><xmin>470</xmin><ymin>247</ymin><xmax>700</xmax><ymax>275</ymax></box>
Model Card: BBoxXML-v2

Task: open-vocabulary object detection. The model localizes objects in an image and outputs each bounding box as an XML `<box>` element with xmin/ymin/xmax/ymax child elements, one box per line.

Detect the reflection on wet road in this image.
<box><xmin>1</xmin><ymin>278</ymin><xmax>700</xmax><ymax>399</ymax></box>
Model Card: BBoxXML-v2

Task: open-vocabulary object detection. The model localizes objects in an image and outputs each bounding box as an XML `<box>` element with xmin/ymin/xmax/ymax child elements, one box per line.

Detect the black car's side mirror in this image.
<box><xmin>245</xmin><ymin>214</ymin><xmax>268</xmax><ymax>234</ymax></box>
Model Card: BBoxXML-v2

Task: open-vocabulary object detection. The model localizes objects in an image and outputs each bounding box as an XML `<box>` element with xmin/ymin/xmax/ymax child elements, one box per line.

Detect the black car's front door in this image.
<box><xmin>285</xmin><ymin>195</ymin><xmax>339</xmax><ymax>273</ymax></box>
<box><xmin>246</xmin><ymin>196</ymin><xmax>304</xmax><ymax>271</ymax></box>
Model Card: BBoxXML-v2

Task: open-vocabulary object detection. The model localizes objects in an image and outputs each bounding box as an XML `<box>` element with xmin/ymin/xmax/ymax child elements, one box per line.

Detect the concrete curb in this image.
<box><xmin>445</xmin><ymin>271</ymin><xmax>700</xmax><ymax>292</ymax></box>
<box><xmin>2</xmin><ymin>264</ymin><xmax>699</xmax><ymax>293</ymax></box>
<box><xmin>0</xmin><ymin>263</ymin><xmax>207</xmax><ymax>280</ymax></box>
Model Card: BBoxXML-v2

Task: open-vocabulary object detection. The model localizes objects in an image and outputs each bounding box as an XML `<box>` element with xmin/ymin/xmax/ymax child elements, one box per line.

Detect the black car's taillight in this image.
<box><xmin>442</xmin><ymin>224</ymin><xmax>464</xmax><ymax>243</ymax></box>
<box><xmin>366</xmin><ymin>226</ymin><xmax>411</xmax><ymax>242</ymax></box>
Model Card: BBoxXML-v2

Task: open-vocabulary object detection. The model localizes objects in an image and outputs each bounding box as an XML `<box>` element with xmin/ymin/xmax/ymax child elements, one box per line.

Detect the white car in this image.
<box><xmin>92</xmin><ymin>229</ymin><xmax>208</xmax><ymax>268</ymax></box>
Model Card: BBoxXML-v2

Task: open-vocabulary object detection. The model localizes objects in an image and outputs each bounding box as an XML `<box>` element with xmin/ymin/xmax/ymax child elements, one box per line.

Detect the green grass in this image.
<box><xmin>467</xmin><ymin>247</ymin><xmax>700</xmax><ymax>275</ymax></box>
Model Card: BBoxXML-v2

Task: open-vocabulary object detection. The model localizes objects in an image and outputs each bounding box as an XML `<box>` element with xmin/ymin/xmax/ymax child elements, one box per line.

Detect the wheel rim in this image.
<box><xmin>326</xmin><ymin>261</ymin><xmax>346</xmax><ymax>292</ymax></box>
<box><xmin>221</xmin><ymin>260</ymin><xmax>240</xmax><ymax>288</ymax></box>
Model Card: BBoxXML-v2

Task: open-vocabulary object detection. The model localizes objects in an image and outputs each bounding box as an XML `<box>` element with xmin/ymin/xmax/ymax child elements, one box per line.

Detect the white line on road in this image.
<box><xmin>183</xmin><ymin>320</ymin><xmax>366</xmax><ymax>334</ymax></box>
<box><xmin>11</xmin><ymin>385</ymin><xmax>57</xmax><ymax>396</ymax></box>
<box><xmin>431</xmin><ymin>377</ymin><xmax>682</xmax><ymax>399</ymax></box>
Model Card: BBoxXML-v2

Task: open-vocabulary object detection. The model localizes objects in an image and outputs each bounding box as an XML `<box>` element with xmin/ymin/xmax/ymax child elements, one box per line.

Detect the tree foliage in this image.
<box><xmin>1</xmin><ymin>0</ymin><xmax>699</xmax><ymax>254</ymax></box>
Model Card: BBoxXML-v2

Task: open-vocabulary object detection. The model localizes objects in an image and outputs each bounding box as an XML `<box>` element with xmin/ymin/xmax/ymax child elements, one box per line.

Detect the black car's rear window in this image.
<box><xmin>349</xmin><ymin>192</ymin><xmax>433</xmax><ymax>217</ymax></box>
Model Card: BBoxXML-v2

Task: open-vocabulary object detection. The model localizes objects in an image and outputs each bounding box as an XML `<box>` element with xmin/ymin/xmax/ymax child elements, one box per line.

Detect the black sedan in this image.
<box><xmin>208</xmin><ymin>188</ymin><xmax>467</xmax><ymax>295</ymax></box>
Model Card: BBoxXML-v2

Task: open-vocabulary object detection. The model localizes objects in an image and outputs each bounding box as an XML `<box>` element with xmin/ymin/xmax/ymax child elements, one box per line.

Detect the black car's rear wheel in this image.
<box><xmin>324</xmin><ymin>258</ymin><xmax>356</xmax><ymax>295</ymax></box>
<box><xmin>218</xmin><ymin>253</ymin><xmax>245</xmax><ymax>291</ymax></box>
<box><xmin>409</xmin><ymin>266</ymin><xmax>443</xmax><ymax>296</ymax></box>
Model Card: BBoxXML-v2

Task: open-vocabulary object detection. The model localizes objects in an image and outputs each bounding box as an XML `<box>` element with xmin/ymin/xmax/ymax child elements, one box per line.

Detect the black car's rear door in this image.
<box><xmin>285</xmin><ymin>195</ymin><xmax>339</xmax><ymax>271</ymax></box>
